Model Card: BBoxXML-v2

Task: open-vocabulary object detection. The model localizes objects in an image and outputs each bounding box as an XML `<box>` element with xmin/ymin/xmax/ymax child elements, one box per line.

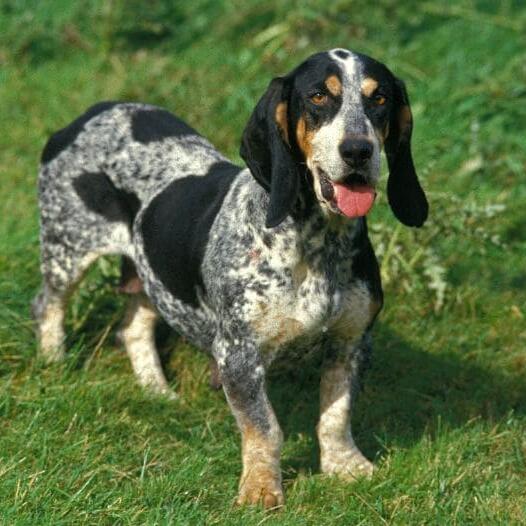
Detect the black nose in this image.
<box><xmin>339</xmin><ymin>138</ymin><xmax>373</xmax><ymax>167</ymax></box>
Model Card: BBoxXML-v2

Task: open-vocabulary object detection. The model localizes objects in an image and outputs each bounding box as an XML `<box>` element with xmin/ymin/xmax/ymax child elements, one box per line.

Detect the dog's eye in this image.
<box><xmin>309</xmin><ymin>92</ymin><xmax>328</xmax><ymax>105</ymax></box>
<box><xmin>374</xmin><ymin>94</ymin><xmax>386</xmax><ymax>106</ymax></box>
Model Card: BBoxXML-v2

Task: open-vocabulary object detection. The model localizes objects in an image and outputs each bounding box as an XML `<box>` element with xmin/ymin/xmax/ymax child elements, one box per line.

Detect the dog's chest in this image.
<box><xmin>245</xmin><ymin>246</ymin><xmax>375</xmax><ymax>351</ymax></box>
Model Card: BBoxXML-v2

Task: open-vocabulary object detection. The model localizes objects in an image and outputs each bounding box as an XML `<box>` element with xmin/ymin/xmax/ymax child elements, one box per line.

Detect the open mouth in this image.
<box><xmin>319</xmin><ymin>172</ymin><xmax>377</xmax><ymax>218</ymax></box>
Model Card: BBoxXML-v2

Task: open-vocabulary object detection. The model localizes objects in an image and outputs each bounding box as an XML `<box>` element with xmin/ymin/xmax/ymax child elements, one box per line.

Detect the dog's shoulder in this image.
<box><xmin>138</xmin><ymin>161</ymin><xmax>243</xmax><ymax>307</ymax></box>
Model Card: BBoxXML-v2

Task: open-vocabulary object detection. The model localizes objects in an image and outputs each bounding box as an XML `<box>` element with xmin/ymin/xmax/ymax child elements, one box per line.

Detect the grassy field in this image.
<box><xmin>1</xmin><ymin>1</ymin><xmax>525</xmax><ymax>523</ymax></box>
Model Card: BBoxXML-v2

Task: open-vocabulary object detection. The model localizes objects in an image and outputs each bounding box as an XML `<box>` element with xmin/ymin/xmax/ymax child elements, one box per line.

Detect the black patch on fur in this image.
<box><xmin>41</xmin><ymin>101</ymin><xmax>119</xmax><ymax>164</ymax></box>
<box><xmin>141</xmin><ymin>161</ymin><xmax>240</xmax><ymax>306</ymax></box>
<box><xmin>131</xmin><ymin>109</ymin><xmax>198</xmax><ymax>143</ymax></box>
<box><xmin>351</xmin><ymin>218</ymin><xmax>384</xmax><ymax>309</ymax></box>
<box><xmin>73</xmin><ymin>172</ymin><xmax>140</xmax><ymax>227</ymax></box>
<box><xmin>335</xmin><ymin>49</ymin><xmax>350</xmax><ymax>59</ymax></box>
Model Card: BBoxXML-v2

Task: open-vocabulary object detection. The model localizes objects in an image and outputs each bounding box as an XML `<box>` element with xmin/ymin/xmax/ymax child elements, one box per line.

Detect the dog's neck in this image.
<box><xmin>245</xmin><ymin>174</ymin><xmax>365</xmax><ymax>263</ymax></box>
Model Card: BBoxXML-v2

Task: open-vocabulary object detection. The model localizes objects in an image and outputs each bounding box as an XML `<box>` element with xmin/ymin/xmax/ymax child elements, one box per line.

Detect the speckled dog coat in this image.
<box><xmin>33</xmin><ymin>49</ymin><xmax>428</xmax><ymax>507</ymax></box>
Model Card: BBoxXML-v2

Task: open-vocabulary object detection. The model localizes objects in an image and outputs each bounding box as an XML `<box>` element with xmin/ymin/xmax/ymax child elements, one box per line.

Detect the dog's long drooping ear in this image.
<box><xmin>240</xmin><ymin>77</ymin><xmax>299</xmax><ymax>228</ymax></box>
<box><xmin>385</xmin><ymin>78</ymin><xmax>428</xmax><ymax>227</ymax></box>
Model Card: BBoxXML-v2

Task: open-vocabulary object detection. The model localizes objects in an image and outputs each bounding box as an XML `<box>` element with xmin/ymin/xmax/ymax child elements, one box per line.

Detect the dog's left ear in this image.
<box><xmin>240</xmin><ymin>77</ymin><xmax>299</xmax><ymax>228</ymax></box>
<box><xmin>385</xmin><ymin>78</ymin><xmax>428</xmax><ymax>227</ymax></box>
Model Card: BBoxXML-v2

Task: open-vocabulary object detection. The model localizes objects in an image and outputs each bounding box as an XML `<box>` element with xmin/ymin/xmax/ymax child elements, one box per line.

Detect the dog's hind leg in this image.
<box><xmin>32</xmin><ymin>248</ymin><xmax>101</xmax><ymax>363</ymax></box>
<box><xmin>117</xmin><ymin>294</ymin><xmax>174</xmax><ymax>398</ymax></box>
<box><xmin>33</xmin><ymin>162</ymin><xmax>138</xmax><ymax>362</ymax></box>
<box><xmin>32</xmin><ymin>284</ymin><xmax>67</xmax><ymax>363</ymax></box>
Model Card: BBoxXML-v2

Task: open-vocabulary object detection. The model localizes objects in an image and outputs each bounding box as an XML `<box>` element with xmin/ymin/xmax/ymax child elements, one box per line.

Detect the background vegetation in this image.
<box><xmin>1</xmin><ymin>0</ymin><xmax>525</xmax><ymax>523</ymax></box>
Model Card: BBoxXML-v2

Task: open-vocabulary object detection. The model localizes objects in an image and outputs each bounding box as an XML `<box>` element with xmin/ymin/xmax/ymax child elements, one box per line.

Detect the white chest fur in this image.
<box><xmin>247</xmin><ymin>258</ymin><xmax>375</xmax><ymax>351</ymax></box>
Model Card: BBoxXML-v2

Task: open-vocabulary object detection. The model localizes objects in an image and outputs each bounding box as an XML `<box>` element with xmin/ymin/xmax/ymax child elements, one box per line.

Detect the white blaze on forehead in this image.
<box><xmin>328</xmin><ymin>48</ymin><xmax>363</xmax><ymax>103</ymax></box>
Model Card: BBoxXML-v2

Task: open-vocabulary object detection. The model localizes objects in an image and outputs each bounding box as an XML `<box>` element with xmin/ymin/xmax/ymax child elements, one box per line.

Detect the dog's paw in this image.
<box><xmin>321</xmin><ymin>447</ymin><xmax>374</xmax><ymax>480</ymax></box>
<box><xmin>142</xmin><ymin>382</ymin><xmax>178</xmax><ymax>401</ymax></box>
<box><xmin>156</xmin><ymin>387</ymin><xmax>178</xmax><ymax>401</ymax></box>
<box><xmin>38</xmin><ymin>342</ymin><xmax>66</xmax><ymax>364</ymax></box>
<box><xmin>237</xmin><ymin>469</ymin><xmax>284</xmax><ymax>509</ymax></box>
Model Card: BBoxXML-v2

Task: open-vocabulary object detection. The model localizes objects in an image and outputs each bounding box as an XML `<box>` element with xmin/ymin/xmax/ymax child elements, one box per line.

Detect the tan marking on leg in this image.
<box><xmin>325</xmin><ymin>74</ymin><xmax>342</xmax><ymax>96</ymax></box>
<box><xmin>34</xmin><ymin>252</ymin><xmax>103</xmax><ymax>363</ymax></box>
<box><xmin>317</xmin><ymin>361</ymin><xmax>373</xmax><ymax>479</ymax></box>
<box><xmin>269</xmin><ymin>317</ymin><xmax>304</xmax><ymax>347</ymax></box>
<box><xmin>296</xmin><ymin>116</ymin><xmax>314</xmax><ymax>160</ymax></box>
<box><xmin>361</xmin><ymin>77</ymin><xmax>379</xmax><ymax>97</ymax></box>
<box><xmin>237</xmin><ymin>421</ymin><xmax>284</xmax><ymax>508</ymax></box>
<box><xmin>119</xmin><ymin>296</ymin><xmax>175</xmax><ymax>398</ymax></box>
<box><xmin>275</xmin><ymin>102</ymin><xmax>289</xmax><ymax>145</ymax></box>
<box><xmin>223</xmin><ymin>372</ymin><xmax>284</xmax><ymax>508</ymax></box>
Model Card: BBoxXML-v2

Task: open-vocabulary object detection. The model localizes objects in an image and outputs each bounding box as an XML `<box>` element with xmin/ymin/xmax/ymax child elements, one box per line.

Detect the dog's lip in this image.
<box><xmin>319</xmin><ymin>172</ymin><xmax>335</xmax><ymax>201</ymax></box>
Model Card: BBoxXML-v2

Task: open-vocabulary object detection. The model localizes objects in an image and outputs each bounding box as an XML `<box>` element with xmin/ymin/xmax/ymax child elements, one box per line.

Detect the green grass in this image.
<box><xmin>1</xmin><ymin>1</ymin><xmax>525</xmax><ymax>523</ymax></box>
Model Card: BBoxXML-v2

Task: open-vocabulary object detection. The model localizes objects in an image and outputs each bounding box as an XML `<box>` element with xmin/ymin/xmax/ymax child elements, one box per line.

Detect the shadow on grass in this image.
<box><xmin>267</xmin><ymin>322</ymin><xmax>526</xmax><ymax>476</ymax></box>
<box><xmin>52</xmin><ymin>295</ymin><xmax>526</xmax><ymax>480</ymax></box>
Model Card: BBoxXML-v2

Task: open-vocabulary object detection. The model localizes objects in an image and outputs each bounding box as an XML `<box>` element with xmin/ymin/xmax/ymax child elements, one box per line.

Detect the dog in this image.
<box><xmin>32</xmin><ymin>48</ymin><xmax>428</xmax><ymax>507</ymax></box>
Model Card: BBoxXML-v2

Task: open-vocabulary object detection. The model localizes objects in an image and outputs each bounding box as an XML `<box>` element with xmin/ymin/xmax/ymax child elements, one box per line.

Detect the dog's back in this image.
<box><xmin>33</xmin><ymin>102</ymin><xmax>231</xmax><ymax>376</ymax></box>
<box><xmin>39</xmin><ymin>102</ymin><xmax>226</xmax><ymax>203</ymax></box>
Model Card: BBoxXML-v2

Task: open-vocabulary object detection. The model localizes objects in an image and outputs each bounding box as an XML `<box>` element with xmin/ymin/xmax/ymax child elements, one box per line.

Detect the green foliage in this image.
<box><xmin>1</xmin><ymin>1</ymin><xmax>525</xmax><ymax>523</ymax></box>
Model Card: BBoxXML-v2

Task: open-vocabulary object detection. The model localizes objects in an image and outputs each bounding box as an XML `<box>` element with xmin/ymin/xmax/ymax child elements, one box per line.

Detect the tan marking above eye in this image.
<box><xmin>274</xmin><ymin>102</ymin><xmax>289</xmax><ymax>144</ymax></box>
<box><xmin>325</xmin><ymin>75</ymin><xmax>342</xmax><ymax>96</ymax></box>
<box><xmin>361</xmin><ymin>77</ymin><xmax>379</xmax><ymax>98</ymax></box>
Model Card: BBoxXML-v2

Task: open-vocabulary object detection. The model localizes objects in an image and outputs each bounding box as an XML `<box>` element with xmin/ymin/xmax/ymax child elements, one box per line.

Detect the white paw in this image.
<box><xmin>321</xmin><ymin>447</ymin><xmax>374</xmax><ymax>480</ymax></box>
<box><xmin>138</xmin><ymin>377</ymin><xmax>178</xmax><ymax>400</ymax></box>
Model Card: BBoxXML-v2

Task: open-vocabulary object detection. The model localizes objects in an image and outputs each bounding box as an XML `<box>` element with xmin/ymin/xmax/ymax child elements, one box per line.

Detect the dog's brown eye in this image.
<box><xmin>310</xmin><ymin>92</ymin><xmax>328</xmax><ymax>105</ymax></box>
<box><xmin>374</xmin><ymin>94</ymin><xmax>386</xmax><ymax>105</ymax></box>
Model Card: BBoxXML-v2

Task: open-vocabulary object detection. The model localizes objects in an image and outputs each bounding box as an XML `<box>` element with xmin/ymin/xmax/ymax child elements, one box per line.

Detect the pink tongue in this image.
<box><xmin>333</xmin><ymin>184</ymin><xmax>376</xmax><ymax>218</ymax></box>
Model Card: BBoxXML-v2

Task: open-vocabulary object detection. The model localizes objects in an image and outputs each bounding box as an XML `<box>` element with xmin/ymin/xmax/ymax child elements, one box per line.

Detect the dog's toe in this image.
<box><xmin>237</xmin><ymin>487</ymin><xmax>284</xmax><ymax>509</ymax></box>
<box><xmin>321</xmin><ymin>447</ymin><xmax>374</xmax><ymax>481</ymax></box>
<box><xmin>236</xmin><ymin>469</ymin><xmax>284</xmax><ymax>509</ymax></box>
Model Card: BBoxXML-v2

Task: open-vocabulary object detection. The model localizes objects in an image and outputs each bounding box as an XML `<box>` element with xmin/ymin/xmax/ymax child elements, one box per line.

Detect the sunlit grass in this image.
<box><xmin>0</xmin><ymin>1</ymin><xmax>525</xmax><ymax>523</ymax></box>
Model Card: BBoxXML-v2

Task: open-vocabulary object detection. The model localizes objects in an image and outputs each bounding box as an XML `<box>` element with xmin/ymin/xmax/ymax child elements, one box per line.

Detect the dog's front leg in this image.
<box><xmin>214</xmin><ymin>335</ymin><xmax>284</xmax><ymax>508</ymax></box>
<box><xmin>317</xmin><ymin>338</ymin><xmax>373</xmax><ymax>479</ymax></box>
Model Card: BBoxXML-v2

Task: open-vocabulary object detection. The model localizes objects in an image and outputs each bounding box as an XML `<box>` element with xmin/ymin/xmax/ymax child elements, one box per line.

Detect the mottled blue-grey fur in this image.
<box><xmin>33</xmin><ymin>49</ymin><xmax>427</xmax><ymax>507</ymax></box>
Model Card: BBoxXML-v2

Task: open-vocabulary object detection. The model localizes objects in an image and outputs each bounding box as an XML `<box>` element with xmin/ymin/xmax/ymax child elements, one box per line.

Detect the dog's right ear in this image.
<box><xmin>240</xmin><ymin>77</ymin><xmax>299</xmax><ymax>228</ymax></box>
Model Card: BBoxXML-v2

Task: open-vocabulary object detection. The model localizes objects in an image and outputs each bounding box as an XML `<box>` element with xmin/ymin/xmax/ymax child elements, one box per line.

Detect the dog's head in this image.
<box><xmin>240</xmin><ymin>49</ymin><xmax>428</xmax><ymax>228</ymax></box>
